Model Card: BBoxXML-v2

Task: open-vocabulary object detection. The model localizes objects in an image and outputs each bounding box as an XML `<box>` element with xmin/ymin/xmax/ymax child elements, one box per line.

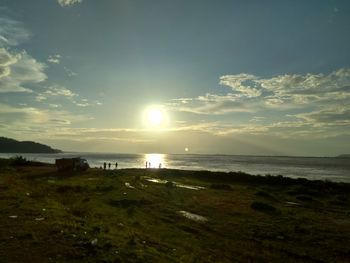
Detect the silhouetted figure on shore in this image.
<box><xmin>159</xmin><ymin>163</ymin><xmax>162</xmax><ymax>169</ymax></box>
<box><xmin>108</xmin><ymin>163</ymin><xmax>111</xmax><ymax>169</ymax></box>
<box><xmin>149</xmin><ymin>162</ymin><xmax>151</xmax><ymax>168</ymax></box>
<box><xmin>103</xmin><ymin>162</ymin><xmax>106</xmax><ymax>170</ymax></box>
<box><xmin>145</xmin><ymin>161</ymin><xmax>148</xmax><ymax>169</ymax></box>
<box><xmin>115</xmin><ymin>162</ymin><xmax>118</xmax><ymax>169</ymax></box>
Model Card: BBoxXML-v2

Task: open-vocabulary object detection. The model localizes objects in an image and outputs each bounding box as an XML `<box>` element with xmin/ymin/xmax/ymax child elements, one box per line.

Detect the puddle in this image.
<box><xmin>178</xmin><ymin>211</ymin><xmax>208</xmax><ymax>222</ymax></box>
<box><xmin>125</xmin><ymin>182</ymin><xmax>135</xmax><ymax>189</ymax></box>
<box><xmin>145</xmin><ymin>178</ymin><xmax>168</xmax><ymax>184</ymax></box>
<box><xmin>145</xmin><ymin>177</ymin><xmax>206</xmax><ymax>190</ymax></box>
<box><xmin>175</xmin><ymin>184</ymin><xmax>206</xmax><ymax>190</ymax></box>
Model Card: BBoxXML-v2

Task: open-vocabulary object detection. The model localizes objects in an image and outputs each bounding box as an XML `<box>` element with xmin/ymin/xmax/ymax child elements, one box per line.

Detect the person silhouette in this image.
<box><xmin>103</xmin><ymin>162</ymin><xmax>106</xmax><ymax>170</ymax></box>
<box><xmin>108</xmin><ymin>163</ymin><xmax>111</xmax><ymax>169</ymax></box>
<box><xmin>145</xmin><ymin>161</ymin><xmax>148</xmax><ymax>169</ymax></box>
<box><xmin>159</xmin><ymin>163</ymin><xmax>162</xmax><ymax>169</ymax></box>
<box><xmin>115</xmin><ymin>162</ymin><xmax>118</xmax><ymax>169</ymax></box>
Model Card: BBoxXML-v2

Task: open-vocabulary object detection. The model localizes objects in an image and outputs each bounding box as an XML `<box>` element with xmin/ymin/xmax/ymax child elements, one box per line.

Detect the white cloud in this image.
<box><xmin>0</xmin><ymin>48</ymin><xmax>18</xmax><ymax>78</ymax></box>
<box><xmin>0</xmin><ymin>50</ymin><xmax>47</xmax><ymax>93</ymax></box>
<box><xmin>166</xmin><ymin>68</ymin><xmax>350</xmax><ymax>140</ymax></box>
<box><xmin>0</xmin><ymin>16</ymin><xmax>47</xmax><ymax>93</ymax></box>
<box><xmin>219</xmin><ymin>74</ymin><xmax>262</xmax><ymax>98</ymax></box>
<box><xmin>57</xmin><ymin>0</ymin><xmax>83</xmax><ymax>7</ymax></box>
<box><xmin>35</xmin><ymin>85</ymin><xmax>103</xmax><ymax>107</ymax></box>
<box><xmin>45</xmin><ymin>85</ymin><xmax>77</xmax><ymax>97</ymax></box>
<box><xmin>47</xmin><ymin>54</ymin><xmax>61</xmax><ymax>64</ymax></box>
<box><xmin>169</xmin><ymin>68</ymin><xmax>350</xmax><ymax>115</ymax></box>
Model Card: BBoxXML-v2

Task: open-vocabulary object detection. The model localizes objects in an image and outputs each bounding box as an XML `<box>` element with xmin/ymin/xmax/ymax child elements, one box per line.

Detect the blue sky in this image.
<box><xmin>0</xmin><ymin>0</ymin><xmax>350</xmax><ymax>156</ymax></box>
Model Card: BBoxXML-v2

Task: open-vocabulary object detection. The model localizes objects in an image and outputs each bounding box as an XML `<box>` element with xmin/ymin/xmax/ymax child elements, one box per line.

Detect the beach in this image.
<box><xmin>0</xmin><ymin>160</ymin><xmax>350</xmax><ymax>262</ymax></box>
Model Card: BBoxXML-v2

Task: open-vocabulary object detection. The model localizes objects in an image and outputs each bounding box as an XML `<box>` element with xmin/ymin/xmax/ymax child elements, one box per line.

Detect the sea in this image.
<box><xmin>0</xmin><ymin>152</ymin><xmax>349</xmax><ymax>183</ymax></box>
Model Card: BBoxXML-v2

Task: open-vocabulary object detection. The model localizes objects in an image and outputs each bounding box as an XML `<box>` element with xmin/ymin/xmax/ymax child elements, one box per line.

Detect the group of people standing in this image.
<box><xmin>103</xmin><ymin>162</ymin><xmax>118</xmax><ymax>170</ymax></box>
<box><xmin>100</xmin><ymin>161</ymin><xmax>163</xmax><ymax>170</ymax></box>
<box><xmin>145</xmin><ymin>162</ymin><xmax>162</xmax><ymax>169</ymax></box>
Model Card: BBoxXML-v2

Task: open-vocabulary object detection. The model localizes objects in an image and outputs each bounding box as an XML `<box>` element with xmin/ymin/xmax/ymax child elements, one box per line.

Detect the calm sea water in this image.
<box><xmin>1</xmin><ymin>152</ymin><xmax>349</xmax><ymax>183</ymax></box>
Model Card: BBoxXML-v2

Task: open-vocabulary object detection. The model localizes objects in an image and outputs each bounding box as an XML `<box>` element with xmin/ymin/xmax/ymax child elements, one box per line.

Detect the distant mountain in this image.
<box><xmin>336</xmin><ymin>154</ymin><xmax>350</xmax><ymax>158</ymax></box>
<box><xmin>0</xmin><ymin>137</ymin><xmax>62</xmax><ymax>153</ymax></box>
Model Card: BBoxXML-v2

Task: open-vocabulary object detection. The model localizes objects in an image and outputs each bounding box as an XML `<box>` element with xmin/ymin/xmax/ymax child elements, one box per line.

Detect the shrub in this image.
<box><xmin>251</xmin><ymin>201</ymin><xmax>279</xmax><ymax>215</ymax></box>
<box><xmin>296</xmin><ymin>195</ymin><xmax>313</xmax><ymax>202</ymax></box>
<box><xmin>165</xmin><ymin>181</ymin><xmax>175</xmax><ymax>188</ymax></box>
<box><xmin>210</xmin><ymin>183</ymin><xmax>232</xmax><ymax>190</ymax></box>
<box><xmin>10</xmin><ymin>155</ymin><xmax>28</xmax><ymax>166</ymax></box>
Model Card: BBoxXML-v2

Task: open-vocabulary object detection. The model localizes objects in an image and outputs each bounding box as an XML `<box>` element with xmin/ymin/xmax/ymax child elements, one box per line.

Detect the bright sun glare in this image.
<box><xmin>148</xmin><ymin>108</ymin><xmax>163</xmax><ymax>125</ymax></box>
<box><xmin>144</xmin><ymin>106</ymin><xmax>167</xmax><ymax>128</ymax></box>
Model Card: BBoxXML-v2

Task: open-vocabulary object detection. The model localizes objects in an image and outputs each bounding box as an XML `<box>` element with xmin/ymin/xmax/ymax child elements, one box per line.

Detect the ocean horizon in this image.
<box><xmin>1</xmin><ymin>152</ymin><xmax>349</xmax><ymax>183</ymax></box>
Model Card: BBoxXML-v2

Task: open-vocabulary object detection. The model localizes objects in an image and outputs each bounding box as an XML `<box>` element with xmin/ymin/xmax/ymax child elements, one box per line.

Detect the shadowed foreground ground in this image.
<box><xmin>0</xmin><ymin>160</ymin><xmax>350</xmax><ymax>262</ymax></box>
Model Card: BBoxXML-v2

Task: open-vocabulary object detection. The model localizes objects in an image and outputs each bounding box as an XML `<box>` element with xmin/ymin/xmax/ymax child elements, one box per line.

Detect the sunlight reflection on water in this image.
<box><xmin>144</xmin><ymin>153</ymin><xmax>166</xmax><ymax>168</ymax></box>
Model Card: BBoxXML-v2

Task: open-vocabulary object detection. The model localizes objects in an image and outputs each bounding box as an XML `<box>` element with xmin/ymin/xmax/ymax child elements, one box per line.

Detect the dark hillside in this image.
<box><xmin>0</xmin><ymin>137</ymin><xmax>61</xmax><ymax>153</ymax></box>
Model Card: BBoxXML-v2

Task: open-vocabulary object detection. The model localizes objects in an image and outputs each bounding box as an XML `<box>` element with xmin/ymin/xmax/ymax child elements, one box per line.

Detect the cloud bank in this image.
<box><xmin>167</xmin><ymin>69</ymin><xmax>350</xmax><ymax>139</ymax></box>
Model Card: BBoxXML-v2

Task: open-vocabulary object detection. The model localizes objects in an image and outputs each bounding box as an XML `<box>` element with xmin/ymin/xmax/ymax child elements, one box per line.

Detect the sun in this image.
<box><xmin>143</xmin><ymin>106</ymin><xmax>167</xmax><ymax>128</ymax></box>
<box><xmin>148</xmin><ymin>108</ymin><xmax>163</xmax><ymax>125</ymax></box>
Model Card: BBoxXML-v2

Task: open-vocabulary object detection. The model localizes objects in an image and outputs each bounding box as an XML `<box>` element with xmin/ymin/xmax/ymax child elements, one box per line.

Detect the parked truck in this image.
<box><xmin>55</xmin><ymin>157</ymin><xmax>89</xmax><ymax>171</ymax></box>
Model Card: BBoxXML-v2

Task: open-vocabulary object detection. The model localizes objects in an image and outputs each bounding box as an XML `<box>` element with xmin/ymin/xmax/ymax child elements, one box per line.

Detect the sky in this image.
<box><xmin>0</xmin><ymin>0</ymin><xmax>350</xmax><ymax>156</ymax></box>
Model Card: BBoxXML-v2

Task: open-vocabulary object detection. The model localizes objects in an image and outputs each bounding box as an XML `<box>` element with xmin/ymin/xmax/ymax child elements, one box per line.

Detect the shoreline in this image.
<box><xmin>1</xmin><ymin>156</ymin><xmax>350</xmax><ymax>185</ymax></box>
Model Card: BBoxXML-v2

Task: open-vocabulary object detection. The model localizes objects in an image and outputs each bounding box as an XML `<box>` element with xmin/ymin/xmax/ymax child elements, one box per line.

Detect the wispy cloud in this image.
<box><xmin>47</xmin><ymin>54</ymin><xmax>61</xmax><ymax>64</ymax></box>
<box><xmin>57</xmin><ymin>0</ymin><xmax>83</xmax><ymax>7</ymax></box>
<box><xmin>63</xmin><ymin>66</ymin><xmax>77</xmax><ymax>77</ymax></box>
<box><xmin>0</xmin><ymin>17</ymin><xmax>30</xmax><ymax>47</ymax></box>
<box><xmin>35</xmin><ymin>85</ymin><xmax>102</xmax><ymax>107</ymax></box>
<box><xmin>0</xmin><ymin>102</ymin><xmax>91</xmax><ymax>128</ymax></box>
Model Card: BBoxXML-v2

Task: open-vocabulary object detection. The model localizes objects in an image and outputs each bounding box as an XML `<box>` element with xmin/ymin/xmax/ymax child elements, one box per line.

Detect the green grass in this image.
<box><xmin>0</xmin><ymin>161</ymin><xmax>350</xmax><ymax>262</ymax></box>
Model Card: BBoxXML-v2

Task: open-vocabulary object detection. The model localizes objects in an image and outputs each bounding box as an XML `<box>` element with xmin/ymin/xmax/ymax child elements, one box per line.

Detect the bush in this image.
<box><xmin>255</xmin><ymin>190</ymin><xmax>271</xmax><ymax>198</ymax></box>
<box><xmin>165</xmin><ymin>181</ymin><xmax>175</xmax><ymax>188</ymax></box>
<box><xmin>10</xmin><ymin>155</ymin><xmax>28</xmax><ymax>166</ymax></box>
<box><xmin>251</xmin><ymin>201</ymin><xmax>279</xmax><ymax>214</ymax></box>
<box><xmin>296</xmin><ymin>195</ymin><xmax>313</xmax><ymax>202</ymax></box>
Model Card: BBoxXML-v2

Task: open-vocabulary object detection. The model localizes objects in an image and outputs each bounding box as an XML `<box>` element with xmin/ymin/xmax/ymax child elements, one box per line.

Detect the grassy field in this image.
<box><xmin>0</xmin><ymin>159</ymin><xmax>350</xmax><ymax>262</ymax></box>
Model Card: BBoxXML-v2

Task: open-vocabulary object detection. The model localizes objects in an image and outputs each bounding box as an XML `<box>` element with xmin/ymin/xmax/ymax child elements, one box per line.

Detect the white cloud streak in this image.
<box><xmin>57</xmin><ymin>0</ymin><xmax>83</xmax><ymax>7</ymax></box>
